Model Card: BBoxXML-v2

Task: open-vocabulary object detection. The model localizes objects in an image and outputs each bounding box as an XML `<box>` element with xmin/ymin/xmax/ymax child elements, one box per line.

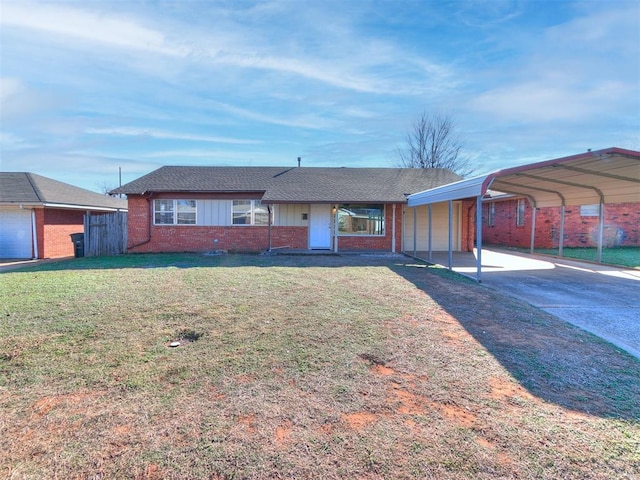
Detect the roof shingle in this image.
<box><xmin>113</xmin><ymin>166</ymin><xmax>462</xmax><ymax>203</ymax></box>
<box><xmin>0</xmin><ymin>172</ymin><xmax>127</xmax><ymax>210</ymax></box>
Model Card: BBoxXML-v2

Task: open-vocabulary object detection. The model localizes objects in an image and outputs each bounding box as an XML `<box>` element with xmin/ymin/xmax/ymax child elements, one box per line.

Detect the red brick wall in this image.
<box><xmin>461</xmin><ymin>199</ymin><xmax>476</xmax><ymax>252</ymax></box>
<box><xmin>271</xmin><ymin>227</ymin><xmax>308</xmax><ymax>250</ymax></box>
<box><xmin>126</xmin><ymin>197</ymin><xmax>408</xmax><ymax>253</ymax></box>
<box><xmin>482</xmin><ymin>199</ymin><xmax>532</xmax><ymax>248</ymax></box>
<box><xmin>127</xmin><ymin>195</ymin><xmax>308</xmax><ymax>253</ymax></box>
<box><xmin>337</xmin><ymin>203</ymin><xmax>402</xmax><ymax>252</ymax></box>
<box><xmin>131</xmin><ymin>225</ymin><xmax>310</xmax><ymax>253</ymax></box>
<box><xmin>127</xmin><ymin>196</ymin><xmax>152</xmax><ymax>250</ymax></box>
<box><xmin>36</xmin><ymin>208</ymin><xmax>84</xmax><ymax>258</ymax></box>
<box><xmin>483</xmin><ymin>199</ymin><xmax>639</xmax><ymax>248</ymax></box>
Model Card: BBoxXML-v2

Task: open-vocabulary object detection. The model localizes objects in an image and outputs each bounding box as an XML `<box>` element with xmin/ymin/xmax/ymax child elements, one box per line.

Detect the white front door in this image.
<box><xmin>309</xmin><ymin>204</ymin><xmax>332</xmax><ymax>249</ymax></box>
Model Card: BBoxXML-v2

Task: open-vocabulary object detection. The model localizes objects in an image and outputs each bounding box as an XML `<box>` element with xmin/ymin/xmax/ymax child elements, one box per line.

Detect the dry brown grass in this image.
<box><xmin>1</xmin><ymin>253</ymin><xmax>638</xmax><ymax>479</ymax></box>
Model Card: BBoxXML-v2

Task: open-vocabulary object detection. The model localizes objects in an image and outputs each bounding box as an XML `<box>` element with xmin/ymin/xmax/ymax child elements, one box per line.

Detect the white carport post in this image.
<box><xmin>413</xmin><ymin>207</ymin><xmax>417</xmax><ymax>257</ymax></box>
<box><xmin>475</xmin><ymin>195</ymin><xmax>482</xmax><ymax>282</ymax></box>
<box><xmin>447</xmin><ymin>200</ymin><xmax>453</xmax><ymax>270</ymax></box>
<box><xmin>597</xmin><ymin>201</ymin><xmax>605</xmax><ymax>263</ymax></box>
<box><xmin>529</xmin><ymin>202</ymin><xmax>537</xmax><ymax>254</ymax></box>
<box><xmin>333</xmin><ymin>204</ymin><xmax>339</xmax><ymax>253</ymax></box>
<box><xmin>31</xmin><ymin>209</ymin><xmax>38</xmax><ymax>259</ymax></box>
<box><xmin>407</xmin><ymin>173</ymin><xmax>492</xmax><ymax>283</ymax></box>
<box><xmin>559</xmin><ymin>205</ymin><xmax>565</xmax><ymax>258</ymax></box>
<box><xmin>428</xmin><ymin>204</ymin><xmax>433</xmax><ymax>263</ymax></box>
<box><xmin>267</xmin><ymin>205</ymin><xmax>272</xmax><ymax>252</ymax></box>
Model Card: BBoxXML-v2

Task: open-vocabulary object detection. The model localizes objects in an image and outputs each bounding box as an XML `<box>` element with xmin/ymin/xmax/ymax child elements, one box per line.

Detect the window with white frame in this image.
<box><xmin>580</xmin><ymin>204</ymin><xmax>600</xmax><ymax>217</ymax></box>
<box><xmin>154</xmin><ymin>199</ymin><xmax>196</xmax><ymax>225</ymax></box>
<box><xmin>337</xmin><ymin>204</ymin><xmax>385</xmax><ymax>235</ymax></box>
<box><xmin>516</xmin><ymin>199</ymin><xmax>526</xmax><ymax>226</ymax></box>
<box><xmin>232</xmin><ymin>200</ymin><xmax>270</xmax><ymax>225</ymax></box>
<box><xmin>487</xmin><ymin>202</ymin><xmax>495</xmax><ymax>226</ymax></box>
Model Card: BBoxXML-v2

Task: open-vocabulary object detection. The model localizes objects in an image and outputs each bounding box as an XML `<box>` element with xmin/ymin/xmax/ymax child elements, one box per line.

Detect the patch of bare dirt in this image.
<box><xmin>341</xmin><ymin>412</ymin><xmax>377</xmax><ymax>430</ymax></box>
<box><xmin>237</xmin><ymin>414</ymin><xmax>256</xmax><ymax>434</ymax></box>
<box><xmin>274</xmin><ymin>420</ymin><xmax>293</xmax><ymax>446</ymax></box>
<box><xmin>135</xmin><ymin>463</ymin><xmax>163</xmax><ymax>480</ymax></box>
<box><xmin>371</xmin><ymin>364</ymin><xmax>394</xmax><ymax>376</ymax></box>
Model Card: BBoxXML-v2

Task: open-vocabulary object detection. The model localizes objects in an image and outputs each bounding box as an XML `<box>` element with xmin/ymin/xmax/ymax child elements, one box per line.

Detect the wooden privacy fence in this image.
<box><xmin>84</xmin><ymin>211</ymin><xmax>128</xmax><ymax>256</ymax></box>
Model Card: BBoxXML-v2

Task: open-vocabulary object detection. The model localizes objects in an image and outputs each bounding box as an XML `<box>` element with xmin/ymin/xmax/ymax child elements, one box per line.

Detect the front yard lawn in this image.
<box><xmin>1</xmin><ymin>254</ymin><xmax>638</xmax><ymax>479</ymax></box>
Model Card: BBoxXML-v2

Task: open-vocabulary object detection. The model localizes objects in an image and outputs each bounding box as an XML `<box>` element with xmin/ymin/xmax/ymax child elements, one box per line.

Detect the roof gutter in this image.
<box><xmin>0</xmin><ymin>202</ymin><xmax>125</xmax><ymax>211</ymax></box>
<box><xmin>41</xmin><ymin>202</ymin><xmax>126</xmax><ymax>212</ymax></box>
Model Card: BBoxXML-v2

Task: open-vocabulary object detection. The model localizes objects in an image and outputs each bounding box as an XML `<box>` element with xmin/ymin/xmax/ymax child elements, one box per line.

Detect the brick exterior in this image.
<box><xmin>461</xmin><ymin>199</ymin><xmax>476</xmax><ymax>252</ymax></box>
<box><xmin>337</xmin><ymin>204</ymin><xmax>402</xmax><ymax>252</ymax></box>
<box><xmin>126</xmin><ymin>196</ymin><xmax>412</xmax><ymax>253</ymax></box>
<box><xmin>28</xmin><ymin>207</ymin><xmax>125</xmax><ymax>259</ymax></box>
<box><xmin>483</xmin><ymin>199</ymin><xmax>639</xmax><ymax>248</ymax></box>
<box><xmin>34</xmin><ymin>208</ymin><xmax>84</xmax><ymax>258</ymax></box>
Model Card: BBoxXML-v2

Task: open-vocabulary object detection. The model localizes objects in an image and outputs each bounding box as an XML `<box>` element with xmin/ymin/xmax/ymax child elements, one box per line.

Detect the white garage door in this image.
<box><xmin>0</xmin><ymin>209</ymin><xmax>33</xmax><ymax>258</ymax></box>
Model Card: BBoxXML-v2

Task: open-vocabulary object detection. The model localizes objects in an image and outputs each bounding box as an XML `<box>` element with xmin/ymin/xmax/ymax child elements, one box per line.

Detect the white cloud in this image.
<box><xmin>207</xmin><ymin>101</ymin><xmax>339</xmax><ymax>130</ymax></box>
<box><xmin>470</xmin><ymin>81</ymin><xmax>622</xmax><ymax>122</ymax></box>
<box><xmin>0</xmin><ymin>77</ymin><xmax>23</xmax><ymax>102</ymax></box>
<box><xmin>0</xmin><ymin>77</ymin><xmax>62</xmax><ymax>122</ymax></box>
<box><xmin>140</xmin><ymin>149</ymin><xmax>287</xmax><ymax>165</ymax></box>
<box><xmin>1</xmin><ymin>2</ymin><xmax>453</xmax><ymax>96</ymax></box>
<box><xmin>0</xmin><ymin>132</ymin><xmax>34</xmax><ymax>150</ymax></box>
<box><xmin>85</xmin><ymin>127</ymin><xmax>260</xmax><ymax>145</ymax></box>
<box><xmin>468</xmin><ymin>2</ymin><xmax>639</xmax><ymax>124</ymax></box>
<box><xmin>453</xmin><ymin>0</ymin><xmax>523</xmax><ymax>28</ymax></box>
<box><xmin>0</xmin><ymin>2</ymin><xmax>186</xmax><ymax>56</ymax></box>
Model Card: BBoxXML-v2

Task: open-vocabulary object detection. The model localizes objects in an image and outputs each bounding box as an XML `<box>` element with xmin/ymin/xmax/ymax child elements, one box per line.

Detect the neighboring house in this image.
<box><xmin>112</xmin><ymin>166</ymin><xmax>471</xmax><ymax>254</ymax></box>
<box><xmin>483</xmin><ymin>195</ymin><xmax>639</xmax><ymax>248</ymax></box>
<box><xmin>0</xmin><ymin>172</ymin><xmax>127</xmax><ymax>259</ymax></box>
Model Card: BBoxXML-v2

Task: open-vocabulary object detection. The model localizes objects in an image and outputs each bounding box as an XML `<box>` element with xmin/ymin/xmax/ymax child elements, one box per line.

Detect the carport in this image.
<box><xmin>407</xmin><ymin>147</ymin><xmax>640</xmax><ymax>282</ymax></box>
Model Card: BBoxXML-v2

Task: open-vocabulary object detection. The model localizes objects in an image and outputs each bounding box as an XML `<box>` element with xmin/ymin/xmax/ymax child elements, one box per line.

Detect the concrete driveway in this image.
<box><xmin>426</xmin><ymin>249</ymin><xmax>640</xmax><ymax>360</ymax></box>
<box><xmin>0</xmin><ymin>257</ymin><xmax>72</xmax><ymax>272</ymax></box>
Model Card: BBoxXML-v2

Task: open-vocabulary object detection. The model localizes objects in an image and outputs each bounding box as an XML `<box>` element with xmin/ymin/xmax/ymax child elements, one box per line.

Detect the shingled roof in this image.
<box><xmin>113</xmin><ymin>166</ymin><xmax>462</xmax><ymax>203</ymax></box>
<box><xmin>0</xmin><ymin>172</ymin><xmax>127</xmax><ymax>211</ymax></box>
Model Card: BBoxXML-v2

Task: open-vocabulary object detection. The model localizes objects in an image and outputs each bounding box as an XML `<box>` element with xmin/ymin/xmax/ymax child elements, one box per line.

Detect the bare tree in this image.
<box><xmin>398</xmin><ymin>112</ymin><xmax>475</xmax><ymax>177</ymax></box>
<box><xmin>96</xmin><ymin>180</ymin><xmax>119</xmax><ymax>196</ymax></box>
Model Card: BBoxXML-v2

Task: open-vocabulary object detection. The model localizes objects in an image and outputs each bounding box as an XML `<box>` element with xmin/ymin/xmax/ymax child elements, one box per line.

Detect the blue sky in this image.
<box><xmin>1</xmin><ymin>0</ymin><xmax>639</xmax><ymax>192</ymax></box>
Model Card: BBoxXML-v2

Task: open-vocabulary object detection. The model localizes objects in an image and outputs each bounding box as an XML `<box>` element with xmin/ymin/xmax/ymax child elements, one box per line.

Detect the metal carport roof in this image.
<box><xmin>407</xmin><ymin>147</ymin><xmax>640</xmax><ymax>281</ymax></box>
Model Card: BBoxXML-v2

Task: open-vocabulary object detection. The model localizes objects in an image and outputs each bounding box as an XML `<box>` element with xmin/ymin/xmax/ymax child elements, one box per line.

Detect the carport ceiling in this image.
<box><xmin>408</xmin><ymin>147</ymin><xmax>640</xmax><ymax>208</ymax></box>
<box><xmin>490</xmin><ymin>147</ymin><xmax>640</xmax><ymax>207</ymax></box>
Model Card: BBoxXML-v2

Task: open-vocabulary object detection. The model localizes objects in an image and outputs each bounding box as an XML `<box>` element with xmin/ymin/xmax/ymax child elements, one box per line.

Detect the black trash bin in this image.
<box><xmin>70</xmin><ymin>233</ymin><xmax>84</xmax><ymax>257</ymax></box>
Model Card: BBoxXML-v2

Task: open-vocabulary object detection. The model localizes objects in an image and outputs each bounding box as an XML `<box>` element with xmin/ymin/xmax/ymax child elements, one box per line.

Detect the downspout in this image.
<box><xmin>31</xmin><ymin>209</ymin><xmax>38</xmax><ymax>259</ymax></box>
<box><xmin>129</xmin><ymin>194</ymin><xmax>153</xmax><ymax>250</ymax></box>
<box><xmin>84</xmin><ymin>210</ymin><xmax>90</xmax><ymax>257</ymax></box>
<box><xmin>267</xmin><ymin>205</ymin><xmax>272</xmax><ymax>252</ymax></box>
<box><xmin>391</xmin><ymin>204</ymin><xmax>396</xmax><ymax>253</ymax></box>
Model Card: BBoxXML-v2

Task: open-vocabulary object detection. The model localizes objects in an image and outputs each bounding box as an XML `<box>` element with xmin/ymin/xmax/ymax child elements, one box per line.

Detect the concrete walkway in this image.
<box><xmin>421</xmin><ymin>249</ymin><xmax>640</xmax><ymax>360</ymax></box>
<box><xmin>0</xmin><ymin>257</ymin><xmax>72</xmax><ymax>273</ymax></box>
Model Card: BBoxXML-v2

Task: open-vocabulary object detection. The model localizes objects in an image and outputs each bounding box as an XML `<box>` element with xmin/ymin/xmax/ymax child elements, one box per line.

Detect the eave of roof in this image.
<box><xmin>0</xmin><ymin>172</ymin><xmax>128</xmax><ymax>210</ymax></box>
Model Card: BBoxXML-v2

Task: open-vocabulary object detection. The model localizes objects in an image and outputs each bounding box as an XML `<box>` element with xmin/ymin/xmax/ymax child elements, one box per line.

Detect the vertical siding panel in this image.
<box><xmin>404</xmin><ymin>203</ymin><xmax>460</xmax><ymax>251</ymax></box>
